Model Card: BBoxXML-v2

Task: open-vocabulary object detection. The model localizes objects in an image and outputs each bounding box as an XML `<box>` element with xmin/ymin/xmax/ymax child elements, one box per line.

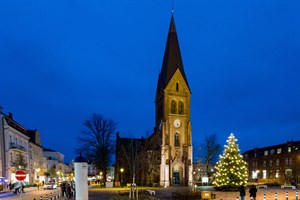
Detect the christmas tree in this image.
<box><xmin>213</xmin><ymin>133</ymin><xmax>248</xmax><ymax>191</ymax></box>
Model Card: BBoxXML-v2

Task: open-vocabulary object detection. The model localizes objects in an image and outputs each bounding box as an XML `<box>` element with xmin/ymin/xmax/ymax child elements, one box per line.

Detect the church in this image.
<box><xmin>115</xmin><ymin>13</ymin><xmax>193</xmax><ymax>186</ymax></box>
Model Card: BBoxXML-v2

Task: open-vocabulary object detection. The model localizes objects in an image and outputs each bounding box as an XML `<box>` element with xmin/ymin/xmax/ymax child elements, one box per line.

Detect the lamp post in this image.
<box><xmin>57</xmin><ymin>171</ymin><xmax>60</xmax><ymax>183</ymax></box>
<box><xmin>120</xmin><ymin>168</ymin><xmax>124</xmax><ymax>187</ymax></box>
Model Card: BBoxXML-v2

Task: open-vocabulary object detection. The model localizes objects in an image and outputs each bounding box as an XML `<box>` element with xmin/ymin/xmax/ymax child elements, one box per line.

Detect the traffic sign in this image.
<box><xmin>15</xmin><ymin>170</ymin><xmax>27</xmax><ymax>181</ymax></box>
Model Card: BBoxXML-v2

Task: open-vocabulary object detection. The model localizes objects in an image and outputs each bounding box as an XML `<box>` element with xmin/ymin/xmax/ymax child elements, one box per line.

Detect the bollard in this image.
<box><xmin>236</xmin><ymin>197</ymin><xmax>239</xmax><ymax>200</ymax></box>
<box><xmin>50</xmin><ymin>192</ymin><xmax>52</xmax><ymax>200</ymax></box>
<box><xmin>286</xmin><ymin>191</ymin><xmax>288</xmax><ymax>200</ymax></box>
<box><xmin>45</xmin><ymin>194</ymin><xmax>48</xmax><ymax>200</ymax></box>
<box><xmin>250</xmin><ymin>197</ymin><xmax>253</xmax><ymax>200</ymax></box>
<box><xmin>264</xmin><ymin>193</ymin><xmax>266</xmax><ymax>200</ymax></box>
<box><xmin>296</xmin><ymin>191</ymin><xmax>298</xmax><ymax>200</ymax></box>
<box><xmin>40</xmin><ymin>196</ymin><xmax>43</xmax><ymax>200</ymax></box>
<box><xmin>275</xmin><ymin>192</ymin><xmax>278</xmax><ymax>200</ymax></box>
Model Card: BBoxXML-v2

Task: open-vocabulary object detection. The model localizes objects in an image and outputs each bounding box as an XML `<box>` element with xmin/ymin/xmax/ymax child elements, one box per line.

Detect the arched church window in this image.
<box><xmin>178</xmin><ymin>101</ymin><xmax>184</xmax><ymax>114</ymax></box>
<box><xmin>175</xmin><ymin>133</ymin><xmax>180</xmax><ymax>147</ymax></box>
<box><xmin>171</xmin><ymin>100</ymin><xmax>177</xmax><ymax>114</ymax></box>
<box><xmin>176</xmin><ymin>82</ymin><xmax>179</xmax><ymax>91</ymax></box>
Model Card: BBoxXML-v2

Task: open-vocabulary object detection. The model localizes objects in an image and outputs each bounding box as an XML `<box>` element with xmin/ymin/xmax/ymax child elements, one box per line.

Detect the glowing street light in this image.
<box><xmin>120</xmin><ymin>168</ymin><xmax>124</xmax><ymax>187</ymax></box>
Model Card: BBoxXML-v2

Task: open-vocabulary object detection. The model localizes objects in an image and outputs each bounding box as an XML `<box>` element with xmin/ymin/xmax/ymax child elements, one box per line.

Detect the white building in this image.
<box><xmin>43</xmin><ymin>148</ymin><xmax>71</xmax><ymax>182</ymax></box>
<box><xmin>0</xmin><ymin>112</ymin><xmax>31</xmax><ymax>184</ymax></box>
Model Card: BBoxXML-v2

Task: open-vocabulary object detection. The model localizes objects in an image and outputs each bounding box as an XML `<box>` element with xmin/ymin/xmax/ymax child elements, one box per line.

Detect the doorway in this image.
<box><xmin>173</xmin><ymin>172</ymin><xmax>180</xmax><ymax>185</ymax></box>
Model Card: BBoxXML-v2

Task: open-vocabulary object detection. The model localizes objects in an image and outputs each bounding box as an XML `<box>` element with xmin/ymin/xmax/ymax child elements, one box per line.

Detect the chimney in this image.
<box><xmin>8</xmin><ymin>112</ymin><xmax>13</xmax><ymax>119</ymax></box>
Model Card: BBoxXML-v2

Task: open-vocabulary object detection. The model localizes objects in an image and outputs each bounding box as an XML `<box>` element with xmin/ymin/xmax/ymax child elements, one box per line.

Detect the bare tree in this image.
<box><xmin>76</xmin><ymin>113</ymin><xmax>117</xmax><ymax>183</ymax></box>
<box><xmin>144</xmin><ymin>135</ymin><xmax>161</xmax><ymax>185</ymax></box>
<box><xmin>198</xmin><ymin>134</ymin><xmax>221</xmax><ymax>175</ymax></box>
<box><xmin>121</xmin><ymin>139</ymin><xmax>145</xmax><ymax>184</ymax></box>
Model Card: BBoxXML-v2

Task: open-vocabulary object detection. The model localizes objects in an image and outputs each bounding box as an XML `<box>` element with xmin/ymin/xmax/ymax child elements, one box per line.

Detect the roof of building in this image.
<box><xmin>26</xmin><ymin>129</ymin><xmax>42</xmax><ymax>147</ymax></box>
<box><xmin>43</xmin><ymin>147</ymin><xmax>56</xmax><ymax>152</ymax></box>
<box><xmin>156</xmin><ymin>14</ymin><xmax>190</xmax><ymax>97</ymax></box>
<box><xmin>4</xmin><ymin>115</ymin><xmax>27</xmax><ymax>134</ymax></box>
<box><xmin>243</xmin><ymin>140</ymin><xmax>300</xmax><ymax>156</ymax></box>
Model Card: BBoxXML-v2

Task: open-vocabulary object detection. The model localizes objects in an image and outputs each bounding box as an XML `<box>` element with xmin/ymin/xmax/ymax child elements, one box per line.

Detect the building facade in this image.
<box><xmin>43</xmin><ymin>148</ymin><xmax>71</xmax><ymax>183</ymax></box>
<box><xmin>156</xmin><ymin>14</ymin><xmax>193</xmax><ymax>187</ymax></box>
<box><xmin>115</xmin><ymin>14</ymin><xmax>193</xmax><ymax>187</ymax></box>
<box><xmin>27</xmin><ymin>129</ymin><xmax>44</xmax><ymax>183</ymax></box>
<box><xmin>0</xmin><ymin>113</ymin><xmax>31</xmax><ymax>184</ymax></box>
<box><xmin>243</xmin><ymin>140</ymin><xmax>300</xmax><ymax>185</ymax></box>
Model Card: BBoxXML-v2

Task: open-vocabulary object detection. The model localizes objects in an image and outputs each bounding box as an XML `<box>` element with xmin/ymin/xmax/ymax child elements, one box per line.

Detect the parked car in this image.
<box><xmin>43</xmin><ymin>182</ymin><xmax>57</xmax><ymax>190</ymax></box>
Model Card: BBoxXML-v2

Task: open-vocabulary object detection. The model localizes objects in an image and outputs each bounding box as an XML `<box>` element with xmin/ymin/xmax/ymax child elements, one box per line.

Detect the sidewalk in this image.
<box><xmin>0</xmin><ymin>187</ymin><xmax>64</xmax><ymax>200</ymax></box>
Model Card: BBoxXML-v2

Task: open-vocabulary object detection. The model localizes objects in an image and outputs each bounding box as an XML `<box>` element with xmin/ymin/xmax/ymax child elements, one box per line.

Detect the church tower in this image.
<box><xmin>156</xmin><ymin>14</ymin><xmax>193</xmax><ymax>186</ymax></box>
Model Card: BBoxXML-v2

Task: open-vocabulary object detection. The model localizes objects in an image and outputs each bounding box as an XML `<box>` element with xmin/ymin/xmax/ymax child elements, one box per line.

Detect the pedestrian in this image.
<box><xmin>66</xmin><ymin>183</ymin><xmax>72</xmax><ymax>198</ymax></box>
<box><xmin>239</xmin><ymin>184</ymin><xmax>246</xmax><ymax>200</ymax></box>
<box><xmin>8</xmin><ymin>182</ymin><xmax>12</xmax><ymax>191</ymax></box>
<box><xmin>60</xmin><ymin>182</ymin><xmax>66</xmax><ymax>197</ymax></box>
<box><xmin>249</xmin><ymin>185</ymin><xmax>257</xmax><ymax>200</ymax></box>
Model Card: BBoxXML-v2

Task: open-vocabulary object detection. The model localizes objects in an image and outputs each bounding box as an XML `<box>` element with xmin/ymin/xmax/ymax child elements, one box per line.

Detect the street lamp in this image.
<box><xmin>120</xmin><ymin>168</ymin><xmax>124</xmax><ymax>187</ymax></box>
<box><xmin>57</xmin><ymin>171</ymin><xmax>61</xmax><ymax>183</ymax></box>
<box><xmin>99</xmin><ymin>172</ymin><xmax>103</xmax><ymax>187</ymax></box>
<box><xmin>36</xmin><ymin>168</ymin><xmax>40</xmax><ymax>181</ymax></box>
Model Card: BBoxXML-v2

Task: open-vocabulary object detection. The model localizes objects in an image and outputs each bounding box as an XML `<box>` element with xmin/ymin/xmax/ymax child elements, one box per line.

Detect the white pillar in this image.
<box><xmin>75</xmin><ymin>156</ymin><xmax>88</xmax><ymax>200</ymax></box>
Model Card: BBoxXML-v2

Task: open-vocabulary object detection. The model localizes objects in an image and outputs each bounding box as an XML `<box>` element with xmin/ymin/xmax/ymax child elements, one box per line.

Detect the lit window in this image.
<box><xmin>275</xmin><ymin>170</ymin><xmax>280</xmax><ymax>178</ymax></box>
<box><xmin>277</xmin><ymin>148</ymin><xmax>282</xmax><ymax>154</ymax></box>
<box><xmin>288</xmin><ymin>147</ymin><xmax>291</xmax><ymax>152</ymax></box>
<box><xmin>252</xmin><ymin>171</ymin><xmax>258</xmax><ymax>179</ymax></box>
<box><xmin>264</xmin><ymin>150</ymin><xmax>268</xmax><ymax>156</ymax></box>
<box><xmin>263</xmin><ymin>170</ymin><xmax>267</xmax><ymax>179</ymax></box>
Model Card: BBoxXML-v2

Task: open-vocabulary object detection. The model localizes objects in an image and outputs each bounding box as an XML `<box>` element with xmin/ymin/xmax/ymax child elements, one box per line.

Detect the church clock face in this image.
<box><xmin>173</xmin><ymin>119</ymin><xmax>181</xmax><ymax>128</ymax></box>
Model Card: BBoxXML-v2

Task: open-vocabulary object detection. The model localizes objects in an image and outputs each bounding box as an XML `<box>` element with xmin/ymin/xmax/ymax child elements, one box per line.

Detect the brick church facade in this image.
<box><xmin>115</xmin><ymin>14</ymin><xmax>193</xmax><ymax>186</ymax></box>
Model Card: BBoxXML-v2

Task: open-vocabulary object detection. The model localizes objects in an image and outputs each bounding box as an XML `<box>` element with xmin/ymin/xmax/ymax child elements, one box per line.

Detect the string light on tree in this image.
<box><xmin>213</xmin><ymin>133</ymin><xmax>248</xmax><ymax>191</ymax></box>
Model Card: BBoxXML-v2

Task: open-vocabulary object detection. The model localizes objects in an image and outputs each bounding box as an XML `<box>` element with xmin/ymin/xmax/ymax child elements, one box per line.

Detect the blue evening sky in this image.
<box><xmin>1</xmin><ymin>0</ymin><xmax>299</xmax><ymax>162</ymax></box>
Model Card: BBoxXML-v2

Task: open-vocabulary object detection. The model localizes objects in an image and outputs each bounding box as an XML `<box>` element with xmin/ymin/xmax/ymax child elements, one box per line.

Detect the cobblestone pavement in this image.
<box><xmin>1</xmin><ymin>186</ymin><xmax>299</xmax><ymax>200</ymax></box>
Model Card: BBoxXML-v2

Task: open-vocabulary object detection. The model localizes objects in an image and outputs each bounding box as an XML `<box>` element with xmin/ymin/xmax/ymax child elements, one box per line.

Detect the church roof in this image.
<box><xmin>156</xmin><ymin>14</ymin><xmax>190</xmax><ymax>96</ymax></box>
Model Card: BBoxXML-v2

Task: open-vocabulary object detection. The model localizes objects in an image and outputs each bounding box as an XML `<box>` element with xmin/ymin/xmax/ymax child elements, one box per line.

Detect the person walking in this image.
<box><xmin>239</xmin><ymin>184</ymin><xmax>246</xmax><ymax>200</ymax></box>
<box><xmin>249</xmin><ymin>185</ymin><xmax>257</xmax><ymax>200</ymax></box>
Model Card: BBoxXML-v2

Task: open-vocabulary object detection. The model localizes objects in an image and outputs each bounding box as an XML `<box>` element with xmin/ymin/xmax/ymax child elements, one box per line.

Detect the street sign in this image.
<box><xmin>15</xmin><ymin>170</ymin><xmax>27</xmax><ymax>181</ymax></box>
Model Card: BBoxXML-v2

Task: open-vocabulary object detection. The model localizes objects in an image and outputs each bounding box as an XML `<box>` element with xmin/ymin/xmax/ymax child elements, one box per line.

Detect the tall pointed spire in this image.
<box><xmin>157</xmin><ymin>14</ymin><xmax>190</xmax><ymax>96</ymax></box>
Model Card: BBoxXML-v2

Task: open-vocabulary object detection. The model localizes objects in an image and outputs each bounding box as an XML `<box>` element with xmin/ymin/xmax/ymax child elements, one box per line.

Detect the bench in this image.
<box><xmin>281</xmin><ymin>185</ymin><xmax>296</xmax><ymax>189</ymax></box>
<box><xmin>118</xmin><ymin>190</ymin><xmax>129</xmax><ymax>195</ymax></box>
<box><xmin>201</xmin><ymin>191</ymin><xmax>216</xmax><ymax>199</ymax></box>
<box><xmin>147</xmin><ymin>190</ymin><xmax>155</xmax><ymax>195</ymax></box>
<box><xmin>257</xmin><ymin>185</ymin><xmax>268</xmax><ymax>189</ymax></box>
<box><xmin>126</xmin><ymin>183</ymin><xmax>136</xmax><ymax>187</ymax></box>
<box><xmin>172</xmin><ymin>192</ymin><xmax>178</xmax><ymax>199</ymax></box>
